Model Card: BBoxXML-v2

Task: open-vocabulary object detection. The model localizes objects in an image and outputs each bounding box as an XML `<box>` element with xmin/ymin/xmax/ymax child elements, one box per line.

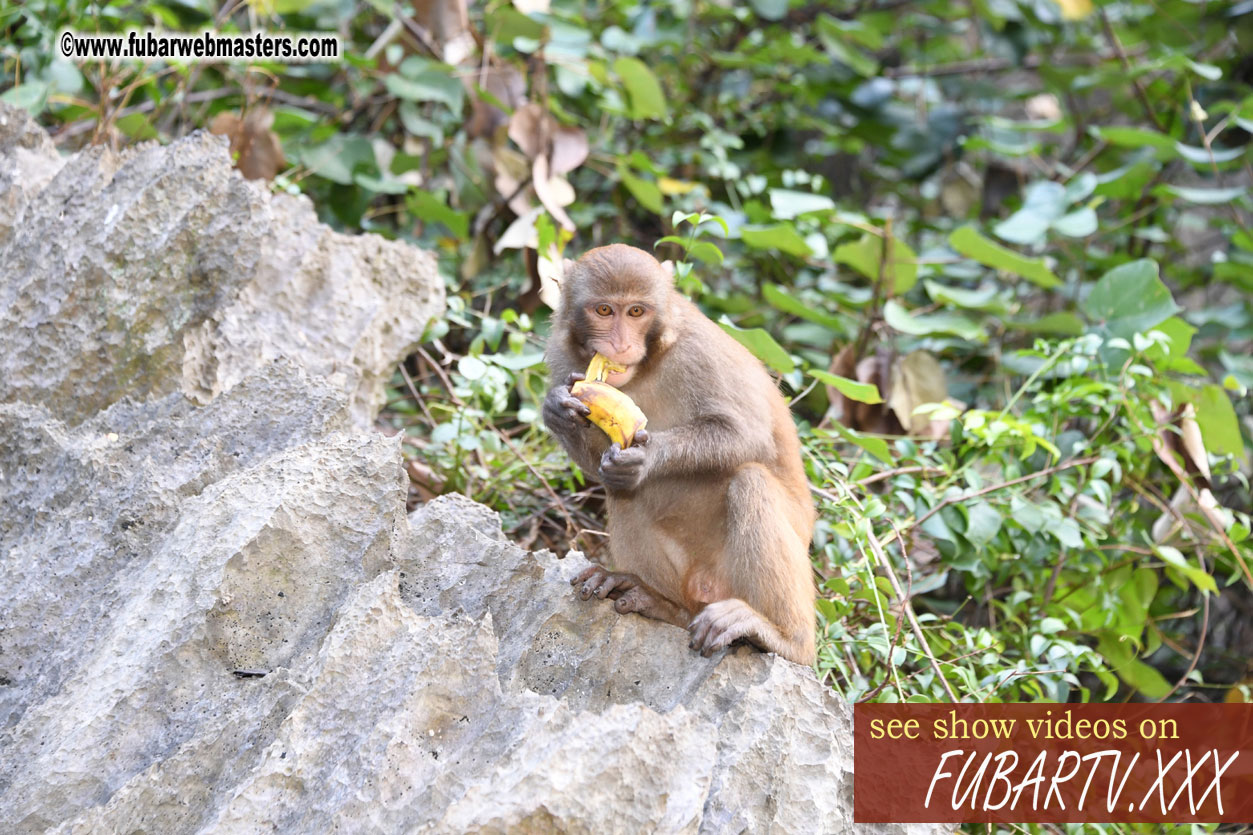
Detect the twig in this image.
<box><xmin>851</xmin><ymin>217</ymin><xmax>892</xmax><ymax>364</ymax></box>
<box><xmin>884</xmin><ymin>48</ymin><xmax>1147</xmax><ymax>79</ymax></box>
<box><xmin>1157</xmin><ymin>565</ymin><xmax>1210</xmax><ymax>703</ymax></box>
<box><xmin>910</xmin><ymin>456</ymin><xmax>1098</xmax><ymax>532</ymax></box>
<box><xmin>397</xmin><ymin>361</ymin><xmax>437</xmax><ymax>426</ymax></box>
<box><xmin>864</xmin><ymin>520</ymin><xmax>959</xmax><ymax>701</ymax></box>
<box><xmin>1097</xmin><ymin>8</ymin><xmax>1165</xmax><ymax>132</ymax></box>
<box><xmin>857</xmin><ymin>466</ymin><xmax>946</xmax><ymax>486</ymax></box>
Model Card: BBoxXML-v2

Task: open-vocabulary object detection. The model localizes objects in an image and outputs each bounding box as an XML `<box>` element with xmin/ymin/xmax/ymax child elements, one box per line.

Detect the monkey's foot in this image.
<box><xmin>572</xmin><ymin>565</ymin><xmax>641</xmax><ymax>603</ymax></box>
<box><xmin>688</xmin><ymin>598</ymin><xmax>770</xmax><ymax>657</ymax></box>
<box><xmin>571</xmin><ymin>566</ymin><xmax>684</xmax><ymax>622</ymax></box>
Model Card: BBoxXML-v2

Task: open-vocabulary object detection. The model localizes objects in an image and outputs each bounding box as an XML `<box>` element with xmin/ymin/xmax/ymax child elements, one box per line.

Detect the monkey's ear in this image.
<box><xmin>658</xmin><ymin>260</ymin><xmax>677</xmax><ymax>281</ymax></box>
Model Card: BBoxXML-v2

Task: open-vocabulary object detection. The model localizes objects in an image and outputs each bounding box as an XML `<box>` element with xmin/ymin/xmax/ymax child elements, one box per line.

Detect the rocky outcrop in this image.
<box><xmin>0</xmin><ymin>104</ymin><xmax>936</xmax><ymax>834</ymax></box>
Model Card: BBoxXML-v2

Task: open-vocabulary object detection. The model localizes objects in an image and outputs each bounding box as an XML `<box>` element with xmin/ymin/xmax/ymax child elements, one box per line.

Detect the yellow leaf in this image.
<box><xmin>1056</xmin><ymin>0</ymin><xmax>1093</xmax><ymax>20</ymax></box>
<box><xmin>658</xmin><ymin>177</ymin><xmax>696</xmax><ymax>195</ymax></box>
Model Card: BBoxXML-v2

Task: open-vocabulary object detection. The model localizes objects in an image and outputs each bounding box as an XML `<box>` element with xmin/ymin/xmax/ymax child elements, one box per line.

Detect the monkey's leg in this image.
<box><xmin>687</xmin><ymin>464</ymin><xmax>817</xmax><ymax>665</ymax></box>
<box><xmin>571</xmin><ymin>565</ymin><xmax>689</xmax><ymax>626</ymax></box>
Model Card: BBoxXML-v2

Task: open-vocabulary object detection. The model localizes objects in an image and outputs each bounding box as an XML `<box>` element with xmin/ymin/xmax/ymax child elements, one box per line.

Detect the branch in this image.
<box><xmin>910</xmin><ymin>455</ymin><xmax>1099</xmax><ymax>532</ymax></box>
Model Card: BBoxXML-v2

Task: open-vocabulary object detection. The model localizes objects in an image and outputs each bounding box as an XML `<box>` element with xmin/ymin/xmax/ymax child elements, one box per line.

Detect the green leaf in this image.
<box><xmin>832</xmin><ymin>422</ymin><xmax>893</xmax><ymax>463</ymax></box>
<box><xmin>1052</xmin><ymin>207</ymin><xmax>1097</xmax><ymax>238</ymax></box>
<box><xmin>1097</xmin><ymin>632</ymin><xmax>1171</xmax><ymax>699</ymax></box>
<box><xmin>1093</xmin><ymin>160</ymin><xmax>1157</xmax><ymax>201</ymax></box>
<box><xmin>1159</xmin><ymin>184</ymin><xmax>1247</xmax><ymax>205</ymax></box>
<box><xmin>1145</xmin><ymin>316</ymin><xmax>1196</xmax><ymax>363</ymax></box>
<box><xmin>717</xmin><ymin>320</ymin><xmax>794</xmax><ymax>373</ymax></box>
<box><xmin>748</xmin><ymin>0</ymin><xmax>788</xmax><ymax>20</ymax></box>
<box><xmin>115</xmin><ymin>112</ymin><xmax>157</xmax><ymax>141</ymax></box>
<box><xmin>297</xmin><ymin>134</ymin><xmax>377</xmax><ymax>185</ymax></box>
<box><xmin>964</xmin><ymin>501</ymin><xmax>1003</xmax><ymax>546</ymax></box>
<box><xmin>686</xmin><ymin>241</ymin><xmax>724</xmax><ymax>264</ymax></box>
<box><xmin>1194</xmin><ymin>384</ymin><xmax>1245</xmax><ymax>459</ymax></box>
<box><xmin>385</xmin><ymin>72</ymin><xmax>464</xmax><ymax>111</ymax></box>
<box><xmin>1175</xmin><ymin>142</ymin><xmax>1245</xmax><ymax>165</ymax></box>
<box><xmin>1081</xmin><ymin>259</ymin><xmax>1179</xmax><ymax>338</ymax></box>
<box><xmin>762</xmin><ymin>283</ymin><xmax>843</xmax><ymax>330</ymax></box>
<box><xmin>923</xmin><ymin>280</ymin><xmax>1010</xmax><ymax>313</ymax></box>
<box><xmin>833</xmin><ymin>233</ymin><xmax>917</xmax><ymax>293</ymax></box>
<box><xmin>883</xmin><ymin>300</ymin><xmax>985</xmax><ymax>342</ymax></box>
<box><xmin>1155</xmin><ymin>545</ymin><xmax>1217</xmax><ymax>594</ymax></box>
<box><xmin>1092</xmin><ymin>125</ymin><xmax>1177</xmax><ymax>155</ymax></box>
<box><xmin>742</xmin><ymin>223</ymin><xmax>813</xmax><ymax>258</ymax></box>
<box><xmin>0</xmin><ymin>82</ymin><xmax>48</xmax><ymax>112</ymax></box>
<box><xmin>949</xmin><ymin>226</ymin><xmax>1061</xmax><ymax>288</ymax></box>
<box><xmin>1004</xmin><ymin>312</ymin><xmax>1084</xmax><ymax>335</ymax></box>
<box><xmin>613</xmin><ymin>57</ymin><xmax>668</xmax><ymax>120</ymax></box>
<box><xmin>486</xmin><ymin>5</ymin><xmax>547</xmax><ymax>42</ymax></box>
<box><xmin>810</xmin><ymin>370</ymin><xmax>883</xmax><ymax>404</ymax></box>
<box><xmin>486</xmin><ymin>351</ymin><xmax>545</xmax><ymax>371</ymax></box>
<box><xmin>406</xmin><ymin>190</ymin><xmax>469</xmax><ymax>238</ymax></box>
<box><xmin>619</xmin><ymin>168</ymin><xmax>663</xmax><ymax>213</ymax></box>
<box><xmin>993</xmin><ymin>181</ymin><xmax>1066</xmax><ymax>245</ymax></box>
<box><xmin>769</xmin><ymin>189</ymin><xmax>836</xmax><ymax>219</ymax></box>
<box><xmin>1220</xmin><ymin>350</ymin><xmax>1253</xmax><ymax>388</ymax></box>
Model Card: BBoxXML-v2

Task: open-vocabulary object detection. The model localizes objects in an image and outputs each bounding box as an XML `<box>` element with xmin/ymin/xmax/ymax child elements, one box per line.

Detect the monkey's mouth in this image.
<box><xmin>604</xmin><ymin>366</ymin><xmax>636</xmax><ymax>387</ymax></box>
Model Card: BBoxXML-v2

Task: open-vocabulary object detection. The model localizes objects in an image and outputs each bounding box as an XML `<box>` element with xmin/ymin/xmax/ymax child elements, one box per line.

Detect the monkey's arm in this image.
<box><xmin>641</xmin><ymin>414</ymin><xmax>772</xmax><ymax>480</ymax></box>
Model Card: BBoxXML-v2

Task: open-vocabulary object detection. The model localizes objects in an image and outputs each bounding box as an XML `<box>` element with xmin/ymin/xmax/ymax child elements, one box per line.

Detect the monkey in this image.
<box><xmin>542</xmin><ymin>244</ymin><xmax>817</xmax><ymax>666</ymax></box>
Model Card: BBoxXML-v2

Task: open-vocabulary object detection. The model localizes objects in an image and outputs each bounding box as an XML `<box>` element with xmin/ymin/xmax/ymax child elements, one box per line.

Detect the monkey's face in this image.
<box><xmin>564</xmin><ymin>244</ymin><xmax>676</xmax><ymax>385</ymax></box>
<box><xmin>582</xmin><ymin>299</ymin><xmax>655</xmax><ymax>385</ymax></box>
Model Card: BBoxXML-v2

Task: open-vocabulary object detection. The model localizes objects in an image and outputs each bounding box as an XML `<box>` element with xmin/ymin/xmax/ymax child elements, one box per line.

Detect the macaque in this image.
<box><xmin>543</xmin><ymin>244</ymin><xmax>817</xmax><ymax>665</ymax></box>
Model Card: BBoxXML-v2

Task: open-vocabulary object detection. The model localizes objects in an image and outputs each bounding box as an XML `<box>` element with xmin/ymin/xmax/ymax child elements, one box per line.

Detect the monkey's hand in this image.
<box><xmin>542</xmin><ymin>372</ymin><xmax>591</xmax><ymax>438</ymax></box>
<box><xmin>598</xmin><ymin>430</ymin><xmax>650</xmax><ymax>491</ymax></box>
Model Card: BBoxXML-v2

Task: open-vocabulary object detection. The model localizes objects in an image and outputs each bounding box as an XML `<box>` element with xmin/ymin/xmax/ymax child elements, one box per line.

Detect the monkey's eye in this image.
<box><xmin>595</xmin><ymin>304</ymin><xmax>613</xmax><ymax>316</ymax></box>
<box><xmin>627</xmin><ymin>305</ymin><xmax>645</xmax><ymax>318</ymax></box>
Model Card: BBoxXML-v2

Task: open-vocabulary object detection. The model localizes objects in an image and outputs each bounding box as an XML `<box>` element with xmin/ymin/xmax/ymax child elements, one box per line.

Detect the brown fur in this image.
<box><xmin>543</xmin><ymin>244</ymin><xmax>817</xmax><ymax>665</ymax></box>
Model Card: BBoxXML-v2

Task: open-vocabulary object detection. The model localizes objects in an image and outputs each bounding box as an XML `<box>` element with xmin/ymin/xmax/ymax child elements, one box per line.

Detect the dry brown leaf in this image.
<box><xmin>888</xmin><ymin>351</ymin><xmax>950</xmax><ymax>437</ymax></box>
<box><xmin>508</xmin><ymin>102</ymin><xmax>547</xmax><ymax>160</ymax></box>
<box><xmin>823</xmin><ymin>345</ymin><xmax>857</xmax><ymax>427</ymax></box>
<box><xmin>1025</xmin><ymin>93</ymin><xmax>1062</xmax><ymax>121</ymax></box>
<box><xmin>824</xmin><ymin>344</ymin><xmax>896</xmax><ymax>434</ymax></box>
<box><xmin>550</xmin><ymin>125</ymin><xmax>589</xmax><ymax>175</ymax></box>
<box><xmin>906</xmin><ymin>529</ymin><xmax>941</xmax><ymax>567</ymax></box>
<box><xmin>466</xmin><ymin>65</ymin><xmax>527</xmax><ymax>140</ymax></box>
<box><xmin>460</xmin><ymin>233</ymin><xmax>490</xmax><ymax>280</ymax></box>
<box><xmin>493</xmin><ymin>205</ymin><xmax>543</xmax><ymax>254</ymax></box>
<box><xmin>412</xmin><ymin>0</ymin><xmax>474</xmax><ymax>65</ymax></box>
<box><xmin>1150</xmin><ymin>400</ymin><xmax>1211</xmax><ymax>488</ymax></box>
<box><xmin>1179</xmin><ymin>403</ymin><xmax>1211</xmax><ymax>481</ymax></box>
<box><xmin>532</xmin><ymin>155</ymin><xmax>575</xmax><ymax>231</ymax></box>
<box><xmin>492</xmin><ymin>145</ymin><xmax>533</xmax><ymax>216</ymax></box>
<box><xmin>536</xmin><ymin>247</ymin><xmax>564</xmax><ymax>309</ymax></box>
<box><xmin>209</xmin><ymin>108</ymin><xmax>284</xmax><ymax>181</ymax></box>
<box><xmin>853</xmin><ymin>353</ymin><xmax>893</xmax><ymax>434</ymax></box>
<box><xmin>406</xmin><ymin>459</ymin><xmax>446</xmax><ymax>502</ymax></box>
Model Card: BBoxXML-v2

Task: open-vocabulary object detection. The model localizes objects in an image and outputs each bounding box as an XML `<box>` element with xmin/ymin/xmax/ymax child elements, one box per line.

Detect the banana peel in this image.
<box><xmin>571</xmin><ymin>353</ymin><xmax>648</xmax><ymax>448</ymax></box>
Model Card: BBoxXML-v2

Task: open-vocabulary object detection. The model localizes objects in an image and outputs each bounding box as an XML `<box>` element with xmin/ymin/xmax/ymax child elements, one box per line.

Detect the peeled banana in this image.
<box><xmin>571</xmin><ymin>353</ymin><xmax>648</xmax><ymax>448</ymax></box>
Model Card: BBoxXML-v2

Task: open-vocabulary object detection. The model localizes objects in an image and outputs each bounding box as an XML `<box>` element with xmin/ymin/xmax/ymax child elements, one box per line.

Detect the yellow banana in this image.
<box><xmin>571</xmin><ymin>353</ymin><xmax>647</xmax><ymax>447</ymax></box>
<box><xmin>585</xmin><ymin>352</ymin><xmax>627</xmax><ymax>383</ymax></box>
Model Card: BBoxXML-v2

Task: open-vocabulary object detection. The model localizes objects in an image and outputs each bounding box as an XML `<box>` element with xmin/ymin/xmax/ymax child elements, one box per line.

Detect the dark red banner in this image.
<box><xmin>854</xmin><ymin>703</ymin><xmax>1253</xmax><ymax>823</ymax></box>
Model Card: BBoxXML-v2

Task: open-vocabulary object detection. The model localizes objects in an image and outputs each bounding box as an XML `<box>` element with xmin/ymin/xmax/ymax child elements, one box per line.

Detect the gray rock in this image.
<box><xmin>0</xmin><ymin>105</ymin><xmax>940</xmax><ymax>835</ymax></box>
<box><xmin>0</xmin><ymin>113</ymin><xmax>443</xmax><ymax>427</ymax></box>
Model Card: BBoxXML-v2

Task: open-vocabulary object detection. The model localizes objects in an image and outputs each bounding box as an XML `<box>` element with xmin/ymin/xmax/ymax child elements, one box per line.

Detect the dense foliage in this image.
<box><xmin>6</xmin><ymin>0</ymin><xmax>1251</xmax><ymax>737</ymax></box>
